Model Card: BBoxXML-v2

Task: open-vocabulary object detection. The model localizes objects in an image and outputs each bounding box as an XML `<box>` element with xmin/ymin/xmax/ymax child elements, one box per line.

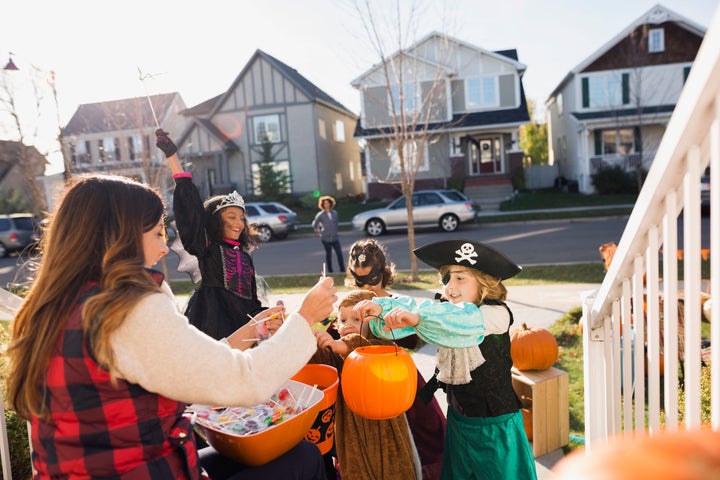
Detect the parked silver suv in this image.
<box><xmin>244</xmin><ymin>202</ymin><xmax>300</xmax><ymax>242</ymax></box>
<box><xmin>0</xmin><ymin>214</ymin><xmax>40</xmax><ymax>257</ymax></box>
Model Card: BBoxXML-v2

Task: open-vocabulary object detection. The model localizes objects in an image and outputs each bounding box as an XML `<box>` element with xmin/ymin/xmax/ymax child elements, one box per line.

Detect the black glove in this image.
<box><xmin>155</xmin><ymin>128</ymin><xmax>177</xmax><ymax>158</ymax></box>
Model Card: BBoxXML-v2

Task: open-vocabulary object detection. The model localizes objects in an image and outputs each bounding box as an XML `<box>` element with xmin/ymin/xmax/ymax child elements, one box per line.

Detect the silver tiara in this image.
<box><xmin>212</xmin><ymin>191</ymin><xmax>245</xmax><ymax>214</ymax></box>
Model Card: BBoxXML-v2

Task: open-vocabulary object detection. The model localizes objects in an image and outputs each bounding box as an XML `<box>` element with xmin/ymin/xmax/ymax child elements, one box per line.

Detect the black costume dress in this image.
<box><xmin>172</xmin><ymin>176</ymin><xmax>263</xmax><ymax>340</ymax></box>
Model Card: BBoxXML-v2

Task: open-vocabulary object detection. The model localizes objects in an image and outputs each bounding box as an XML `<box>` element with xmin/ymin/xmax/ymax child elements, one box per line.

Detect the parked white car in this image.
<box><xmin>352</xmin><ymin>189</ymin><xmax>477</xmax><ymax>236</ymax></box>
<box><xmin>244</xmin><ymin>202</ymin><xmax>300</xmax><ymax>242</ymax></box>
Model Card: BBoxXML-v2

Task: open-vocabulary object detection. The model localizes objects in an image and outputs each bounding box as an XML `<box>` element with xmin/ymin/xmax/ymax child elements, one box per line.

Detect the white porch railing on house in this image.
<box><xmin>582</xmin><ymin>7</ymin><xmax>720</xmax><ymax>451</ymax></box>
<box><xmin>589</xmin><ymin>151</ymin><xmax>657</xmax><ymax>172</ymax></box>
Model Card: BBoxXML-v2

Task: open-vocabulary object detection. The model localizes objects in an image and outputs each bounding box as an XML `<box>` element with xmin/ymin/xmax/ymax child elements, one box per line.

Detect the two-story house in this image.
<box><xmin>545</xmin><ymin>4</ymin><xmax>705</xmax><ymax>193</ymax></box>
<box><xmin>61</xmin><ymin>92</ymin><xmax>188</xmax><ymax>202</ymax></box>
<box><xmin>352</xmin><ymin>31</ymin><xmax>530</xmax><ymax>210</ymax></box>
<box><xmin>174</xmin><ymin>49</ymin><xmax>362</xmax><ymax>200</ymax></box>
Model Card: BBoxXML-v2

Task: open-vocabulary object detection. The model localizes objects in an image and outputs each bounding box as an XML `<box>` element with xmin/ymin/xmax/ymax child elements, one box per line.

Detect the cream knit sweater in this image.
<box><xmin>110</xmin><ymin>282</ymin><xmax>317</xmax><ymax>407</ymax></box>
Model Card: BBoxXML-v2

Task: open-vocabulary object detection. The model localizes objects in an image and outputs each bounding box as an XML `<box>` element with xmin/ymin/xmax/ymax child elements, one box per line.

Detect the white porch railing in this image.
<box><xmin>589</xmin><ymin>151</ymin><xmax>657</xmax><ymax>172</ymax></box>
<box><xmin>582</xmin><ymin>6</ymin><xmax>720</xmax><ymax>451</ymax></box>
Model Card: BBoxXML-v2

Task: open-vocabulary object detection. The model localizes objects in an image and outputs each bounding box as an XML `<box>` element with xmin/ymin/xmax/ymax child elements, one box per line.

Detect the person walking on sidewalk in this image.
<box><xmin>312</xmin><ymin>195</ymin><xmax>344</xmax><ymax>273</ymax></box>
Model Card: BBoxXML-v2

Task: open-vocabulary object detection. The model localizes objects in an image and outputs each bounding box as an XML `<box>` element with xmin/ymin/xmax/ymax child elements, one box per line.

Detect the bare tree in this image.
<box><xmin>0</xmin><ymin>60</ymin><xmax>66</xmax><ymax>215</ymax></box>
<box><xmin>349</xmin><ymin>0</ymin><xmax>458</xmax><ymax>280</ymax></box>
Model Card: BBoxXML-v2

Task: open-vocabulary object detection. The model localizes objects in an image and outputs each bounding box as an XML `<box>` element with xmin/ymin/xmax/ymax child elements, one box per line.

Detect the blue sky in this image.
<box><xmin>2</xmin><ymin>0</ymin><xmax>718</xmax><ymax>173</ymax></box>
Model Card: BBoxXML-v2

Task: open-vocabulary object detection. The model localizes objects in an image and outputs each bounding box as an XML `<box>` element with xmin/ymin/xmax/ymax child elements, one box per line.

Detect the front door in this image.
<box><xmin>469</xmin><ymin>136</ymin><xmax>503</xmax><ymax>175</ymax></box>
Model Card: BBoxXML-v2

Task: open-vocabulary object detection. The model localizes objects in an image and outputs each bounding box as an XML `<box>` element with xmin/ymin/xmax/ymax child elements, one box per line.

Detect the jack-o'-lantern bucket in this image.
<box><xmin>291</xmin><ymin>363</ymin><xmax>339</xmax><ymax>454</ymax></box>
<box><xmin>341</xmin><ymin>345</ymin><xmax>417</xmax><ymax>420</ymax></box>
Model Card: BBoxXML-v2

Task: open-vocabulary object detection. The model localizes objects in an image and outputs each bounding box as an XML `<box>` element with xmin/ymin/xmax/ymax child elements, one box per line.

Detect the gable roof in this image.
<box><xmin>175</xmin><ymin>117</ymin><xmax>239</xmax><ymax>154</ymax></box>
<box><xmin>63</xmin><ymin>92</ymin><xmax>181</xmax><ymax>135</ymax></box>
<box><xmin>351</xmin><ymin>31</ymin><xmax>527</xmax><ymax>87</ymax></box>
<box><xmin>208</xmin><ymin>49</ymin><xmax>356</xmax><ymax>118</ymax></box>
<box><xmin>354</xmin><ymin>52</ymin><xmax>530</xmax><ymax>138</ymax></box>
<box><xmin>548</xmin><ymin>4</ymin><xmax>706</xmax><ymax>99</ymax></box>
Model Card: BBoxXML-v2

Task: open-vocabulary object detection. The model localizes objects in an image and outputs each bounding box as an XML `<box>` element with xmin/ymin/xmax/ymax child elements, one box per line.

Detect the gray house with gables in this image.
<box><xmin>175</xmin><ymin>49</ymin><xmax>362</xmax><ymax>200</ymax></box>
<box><xmin>352</xmin><ymin>31</ymin><xmax>530</xmax><ymax>210</ymax></box>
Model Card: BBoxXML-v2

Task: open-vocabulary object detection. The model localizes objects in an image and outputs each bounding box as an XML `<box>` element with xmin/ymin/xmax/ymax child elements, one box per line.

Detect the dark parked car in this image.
<box><xmin>351</xmin><ymin>189</ymin><xmax>477</xmax><ymax>236</ymax></box>
<box><xmin>0</xmin><ymin>213</ymin><xmax>40</xmax><ymax>257</ymax></box>
<box><xmin>245</xmin><ymin>202</ymin><xmax>300</xmax><ymax>242</ymax></box>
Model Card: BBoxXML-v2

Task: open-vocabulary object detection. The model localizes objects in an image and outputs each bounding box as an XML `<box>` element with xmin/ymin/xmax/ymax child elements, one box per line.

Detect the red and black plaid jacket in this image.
<box><xmin>31</xmin><ymin>279</ymin><xmax>202</xmax><ymax>479</ymax></box>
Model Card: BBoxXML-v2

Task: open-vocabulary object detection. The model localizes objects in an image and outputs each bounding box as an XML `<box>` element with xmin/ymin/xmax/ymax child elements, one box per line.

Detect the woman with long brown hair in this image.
<box><xmin>6</xmin><ymin>174</ymin><xmax>336</xmax><ymax>479</ymax></box>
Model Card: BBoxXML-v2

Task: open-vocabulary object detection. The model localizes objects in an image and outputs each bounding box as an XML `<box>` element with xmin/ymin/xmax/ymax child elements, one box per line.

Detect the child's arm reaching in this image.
<box><xmin>314</xmin><ymin>330</ymin><xmax>349</xmax><ymax>356</ymax></box>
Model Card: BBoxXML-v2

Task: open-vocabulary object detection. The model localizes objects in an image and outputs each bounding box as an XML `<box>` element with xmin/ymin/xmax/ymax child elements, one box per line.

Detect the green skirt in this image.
<box><xmin>441</xmin><ymin>407</ymin><xmax>537</xmax><ymax>480</ymax></box>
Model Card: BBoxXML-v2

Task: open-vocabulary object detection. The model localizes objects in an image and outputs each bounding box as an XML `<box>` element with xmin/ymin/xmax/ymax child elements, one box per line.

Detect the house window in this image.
<box><xmin>465</xmin><ymin>76</ymin><xmax>498</xmax><ymax>108</ymax></box>
<box><xmin>335</xmin><ymin>120</ymin><xmax>345</xmax><ymax>142</ymax></box>
<box><xmin>581</xmin><ymin>73</ymin><xmax>630</xmax><ymax>108</ymax></box>
<box><xmin>389</xmin><ymin>82</ymin><xmax>421</xmax><ymax>114</ymax></box>
<box><xmin>129</xmin><ymin>135</ymin><xmax>142</xmax><ymax>161</ymax></box>
<box><xmin>318</xmin><ymin>119</ymin><xmax>326</xmax><ymax>140</ymax></box>
<box><xmin>556</xmin><ymin>93</ymin><xmax>564</xmax><ymax>116</ymax></box>
<box><xmin>253</xmin><ymin>114</ymin><xmax>281</xmax><ymax>143</ymax></box>
<box><xmin>388</xmin><ymin>141</ymin><xmax>429</xmax><ymax>174</ymax></box>
<box><xmin>73</xmin><ymin>140</ymin><xmax>91</xmax><ymax>165</ymax></box>
<box><xmin>98</xmin><ymin>139</ymin><xmax>105</xmax><ymax>163</ymax></box>
<box><xmin>598</xmin><ymin>128</ymin><xmax>635</xmax><ymax>156</ymax></box>
<box><xmin>648</xmin><ymin>28</ymin><xmax>664</xmax><ymax>53</ymax></box>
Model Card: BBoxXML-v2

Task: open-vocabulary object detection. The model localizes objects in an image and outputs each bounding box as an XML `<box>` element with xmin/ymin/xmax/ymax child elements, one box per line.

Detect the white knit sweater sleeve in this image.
<box><xmin>110</xmin><ymin>287</ymin><xmax>317</xmax><ymax>407</ymax></box>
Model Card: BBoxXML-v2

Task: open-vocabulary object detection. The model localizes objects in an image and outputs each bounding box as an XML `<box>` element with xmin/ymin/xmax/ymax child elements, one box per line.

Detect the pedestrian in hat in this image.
<box><xmin>353</xmin><ymin>239</ymin><xmax>537</xmax><ymax>480</ymax></box>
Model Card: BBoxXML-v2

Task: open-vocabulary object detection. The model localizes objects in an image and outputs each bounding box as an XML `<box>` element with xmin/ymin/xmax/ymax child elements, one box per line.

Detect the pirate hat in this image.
<box><xmin>413</xmin><ymin>239</ymin><xmax>522</xmax><ymax>280</ymax></box>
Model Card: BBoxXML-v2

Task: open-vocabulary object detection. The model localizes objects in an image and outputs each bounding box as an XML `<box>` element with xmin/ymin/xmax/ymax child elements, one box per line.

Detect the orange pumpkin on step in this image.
<box><xmin>509</xmin><ymin>323</ymin><xmax>559</xmax><ymax>371</ymax></box>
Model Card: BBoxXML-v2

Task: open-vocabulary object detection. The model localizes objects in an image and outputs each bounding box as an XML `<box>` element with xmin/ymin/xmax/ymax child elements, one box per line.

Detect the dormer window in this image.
<box><xmin>648</xmin><ymin>28</ymin><xmax>664</xmax><ymax>53</ymax></box>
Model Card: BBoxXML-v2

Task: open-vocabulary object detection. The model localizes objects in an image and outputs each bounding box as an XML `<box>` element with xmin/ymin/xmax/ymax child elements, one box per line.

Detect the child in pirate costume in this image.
<box><xmin>353</xmin><ymin>240</ymin><xmax>537</xmax><ymax>480</ymax></box>
<box><xmin>156</xmin><ymin>130</ymin><xmax>265</xmax><ymax>340</ymax></box>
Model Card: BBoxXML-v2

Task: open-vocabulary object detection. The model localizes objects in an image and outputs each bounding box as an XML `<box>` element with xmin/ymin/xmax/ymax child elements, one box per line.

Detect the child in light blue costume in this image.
<box><xmin>353</xmin><ymin>239</ymin><xmax>537</xmax><ymax>480</ymax></box>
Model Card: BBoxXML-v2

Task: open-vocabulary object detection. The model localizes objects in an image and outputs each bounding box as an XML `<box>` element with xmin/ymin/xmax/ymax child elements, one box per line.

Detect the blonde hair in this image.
<box><xmin>338</xmin><ymin>289</ymin><xmax>376</xmax><ymax>310</ymax></box>
<box><xmin>7</xmin><ymin>175</ymin><xmax>165</xmax><ymax>419</ymax></box>
<box><xmin>438</xmin><ymin>265</ymin><xmax>507</xmax><ymax>305</ymax></box>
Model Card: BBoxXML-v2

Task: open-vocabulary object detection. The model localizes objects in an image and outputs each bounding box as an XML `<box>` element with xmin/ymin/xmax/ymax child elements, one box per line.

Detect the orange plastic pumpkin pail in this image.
<box><xmin>341</xmin><ymin>345</ymin><xmax>417</xmax><ymax>420</ymax></box>
<box><xmin>291</xmin><ymin>364</ymin><xmax>339</xmax><ymax>454</ymax></box>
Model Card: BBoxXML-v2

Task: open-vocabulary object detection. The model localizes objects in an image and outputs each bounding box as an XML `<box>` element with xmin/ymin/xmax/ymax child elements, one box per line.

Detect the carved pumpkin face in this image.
<box><xmin>341</xmin><ymin>345</ymin><xmax>417</xmax><ymax>420</ymax></box>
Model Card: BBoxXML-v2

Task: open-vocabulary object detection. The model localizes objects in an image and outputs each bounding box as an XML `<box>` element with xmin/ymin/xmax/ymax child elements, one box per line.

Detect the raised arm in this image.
<box><xmin>155</xmin><ymin>128</ymin><xmax>183</xmax><ymax>175</ymax></box>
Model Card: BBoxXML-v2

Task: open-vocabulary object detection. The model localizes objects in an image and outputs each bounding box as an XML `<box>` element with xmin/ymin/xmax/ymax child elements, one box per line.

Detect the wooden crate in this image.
<box><xmin>511</xmin><ymin>366</ymin><xmax>569</xmax><ymax>457</ymax></box>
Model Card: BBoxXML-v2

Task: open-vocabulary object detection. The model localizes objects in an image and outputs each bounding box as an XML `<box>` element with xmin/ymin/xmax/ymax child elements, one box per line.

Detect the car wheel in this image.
<box><xmin>0</xmin><ymin>243</ymin><xmax>6</xmax><ymax>258</ymax></box>
<box><xmin>365</xmin><ymin>218</ymin><xmax>386</xmax><ymax>236</ymax></box>
<box><xmin>439</xmin><ymin>214</ymin><xmax>460</xmax><ymax>232</ymax></box>
<box><xmin>256</xmin><ymin>225</ymin><xmax>273</xmax><ymax>242</ymax></box>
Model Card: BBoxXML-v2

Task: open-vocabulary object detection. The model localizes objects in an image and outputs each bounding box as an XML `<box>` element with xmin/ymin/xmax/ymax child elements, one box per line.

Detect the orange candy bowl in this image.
<box><xmin>192</xmin><ymin>379</ymin><xmax>324</xmax><ymax>466</ymax></box>
<box><xmin>291</xmin><ymin>364</ymin><xmax>340</xmax><ymax>454</ymax></box>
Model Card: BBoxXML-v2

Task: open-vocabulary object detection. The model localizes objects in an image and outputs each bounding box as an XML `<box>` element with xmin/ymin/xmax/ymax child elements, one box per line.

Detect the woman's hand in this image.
<box><xmin>353</xmin><ymin>299</ymin><xmax>382</xmax><ymax>321</ymax></box>
<box><xmin>225</xmin><ymin>306</ymin><xmax>285</xmax><ymax>350</ymax></box>
<box><xmin>298</xmin><ymin>276</ymin><xmax>337</xmax><ymax>326</ymax></box>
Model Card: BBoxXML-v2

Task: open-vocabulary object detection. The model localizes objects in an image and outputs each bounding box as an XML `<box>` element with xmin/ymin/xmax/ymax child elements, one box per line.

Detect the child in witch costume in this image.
<box><xmin>353</xmin><ymin>240</ymin><xmax>537</xmax><ymax>480</ymax></box>
<box><xmin>156</xmin><ymin>129</ymin><xmax>265</xmax><ymax>340</ymax></box>
<box><xmin>309</xmin><ymin>290</ymin><xmax>421</xmax><ymax>480</ymax></box>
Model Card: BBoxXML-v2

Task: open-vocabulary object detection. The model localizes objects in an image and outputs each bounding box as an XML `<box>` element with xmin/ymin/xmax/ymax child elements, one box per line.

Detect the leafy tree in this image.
<box><xmin>252</xmin><ymin>136</ymin><xmax>290</xmax><ymax>198</ymax></box>
<box><xmin>519</xmin><ymin>100</ymin><xmax>548</xmax><ymax>165</ymax></box>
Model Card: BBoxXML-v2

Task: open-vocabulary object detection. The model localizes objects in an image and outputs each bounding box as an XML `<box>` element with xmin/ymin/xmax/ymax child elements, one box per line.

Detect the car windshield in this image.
<box><xmin>388</xmin><ymin>197</ymin><xmax>406</xmax><ymax>209</ymax></box>
<box><xmin>244</xmin><ymin>205</ymin><xmax>260</xmax><ymax>216</ymax></box>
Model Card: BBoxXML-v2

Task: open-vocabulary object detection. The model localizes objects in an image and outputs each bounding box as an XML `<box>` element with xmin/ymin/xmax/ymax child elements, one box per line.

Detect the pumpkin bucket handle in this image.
<box><xmin>361</xmin><ymin>314</ymin><xmax>400</xmax><ymax>355</ymax></box>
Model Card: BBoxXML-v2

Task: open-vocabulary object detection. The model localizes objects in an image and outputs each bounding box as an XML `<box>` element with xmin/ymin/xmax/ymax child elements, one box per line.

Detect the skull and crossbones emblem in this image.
<box><xmin>454</xmin><ymin>242</ymin><xmax>478</xmax><ymax>265</ymax></box>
